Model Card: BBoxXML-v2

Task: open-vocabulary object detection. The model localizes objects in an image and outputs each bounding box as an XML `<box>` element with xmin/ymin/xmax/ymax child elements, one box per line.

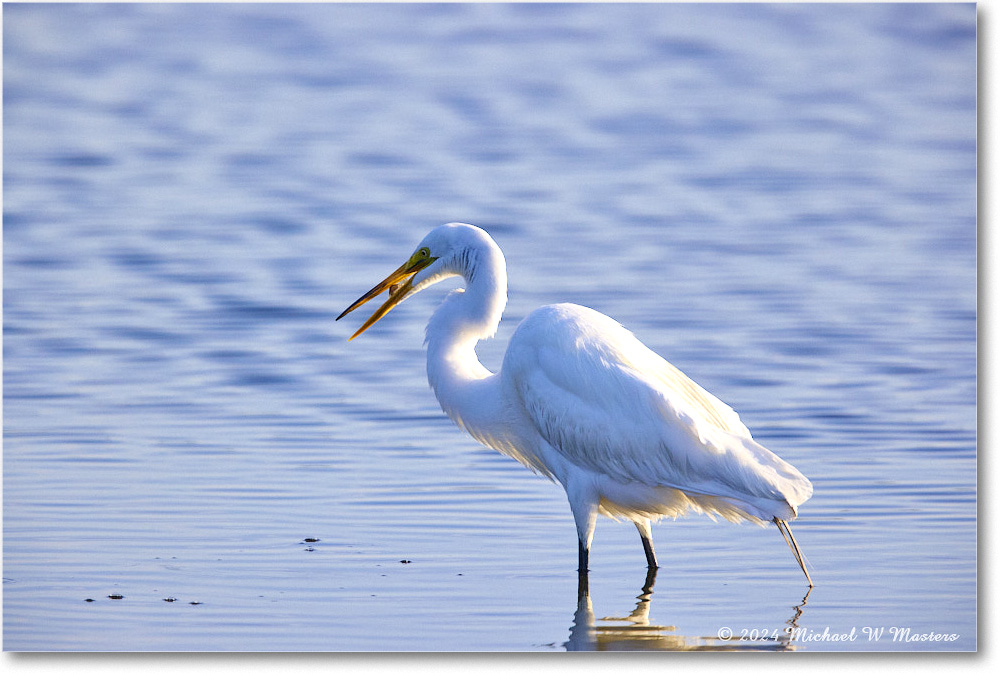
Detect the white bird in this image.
<box><xmin>337</xmin><ymin>223</ymin><xmax>813</xmax><ymax>585</ymax></box>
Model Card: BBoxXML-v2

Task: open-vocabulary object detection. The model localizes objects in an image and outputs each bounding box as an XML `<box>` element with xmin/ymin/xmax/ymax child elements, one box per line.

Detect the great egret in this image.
<box><xmin>338</xmin><ymin>223</ymin><xmax>813</xmax><ymax>585</ymax></box>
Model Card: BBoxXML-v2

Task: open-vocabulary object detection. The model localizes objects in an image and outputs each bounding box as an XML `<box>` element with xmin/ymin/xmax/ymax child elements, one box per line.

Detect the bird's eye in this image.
<box><xmin>418</xmin><ymin>247</ymin><xmax>430</xmax><ymax>259</ymax></box>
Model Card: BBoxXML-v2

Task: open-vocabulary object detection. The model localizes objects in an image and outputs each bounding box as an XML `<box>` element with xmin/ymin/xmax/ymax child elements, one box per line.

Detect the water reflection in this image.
<box><xmin>566</xmin><ymin>569</ymin><xmax>812</xmax><ymax>651</ymax></box>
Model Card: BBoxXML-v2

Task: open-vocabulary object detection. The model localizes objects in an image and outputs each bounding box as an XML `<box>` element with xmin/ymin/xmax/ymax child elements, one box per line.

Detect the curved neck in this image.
<box><xmin>424</xmin><ymin>241</ymin><xmax>507</xmax><ymax>427</ymax></box>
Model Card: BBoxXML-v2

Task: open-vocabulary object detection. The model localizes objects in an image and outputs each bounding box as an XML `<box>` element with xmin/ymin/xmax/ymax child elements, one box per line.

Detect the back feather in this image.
<box><xmin>503</xmin><ymin>304</ymin><xmax>812</xmax><ymax>518</ymax></box>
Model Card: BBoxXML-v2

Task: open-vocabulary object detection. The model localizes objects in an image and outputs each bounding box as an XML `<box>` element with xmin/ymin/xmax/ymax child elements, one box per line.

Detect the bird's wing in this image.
<box><xmin>504</xmin><ymin>304</ymin><xmax>811</xmax><ymax>510</ymax></box>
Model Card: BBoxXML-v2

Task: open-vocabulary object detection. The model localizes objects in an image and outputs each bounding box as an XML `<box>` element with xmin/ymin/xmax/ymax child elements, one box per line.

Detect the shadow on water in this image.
<box><xmin>565</xmin><ymin>568</ymin><xmax>812</xmax><ymax>651</ymax></box>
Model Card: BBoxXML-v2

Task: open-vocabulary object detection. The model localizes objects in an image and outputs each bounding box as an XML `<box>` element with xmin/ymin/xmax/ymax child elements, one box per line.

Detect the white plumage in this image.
<box><xmin>338</xmin><ymin>223</ymin><xmax>812</xmax><ymax>585</ymax></box>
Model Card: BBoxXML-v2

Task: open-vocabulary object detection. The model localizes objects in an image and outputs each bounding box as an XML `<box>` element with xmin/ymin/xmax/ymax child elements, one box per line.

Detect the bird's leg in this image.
<box><xmin>774</xmin><ymin>517</ymin><xmax>812</xmax><ymax>587</ymax></box>
<box><xmin>635</xmin><ymin>519</ymin><xmax>659</xmax><ymax>569</ymax></box>
<box><xmin>640</xmin><ymin>536</ymin><xmax>657</xmax><ymax>569</ymax></box>
<box><xmin>577</xmin><ymin>540</ymin><xmax>590</xmax><ymax>600</ymax></box>
<box><xmin>567</xmin><ymin>485</ymin><xmax>597</xmax><ymax>573</ymax></box>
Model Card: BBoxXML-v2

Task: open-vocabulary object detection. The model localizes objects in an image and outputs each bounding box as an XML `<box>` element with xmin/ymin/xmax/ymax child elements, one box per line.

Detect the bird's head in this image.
<box><xmin>337</xmin><ymin>223</ymin><xmax>490</xmax><ymax>340</ymax></box>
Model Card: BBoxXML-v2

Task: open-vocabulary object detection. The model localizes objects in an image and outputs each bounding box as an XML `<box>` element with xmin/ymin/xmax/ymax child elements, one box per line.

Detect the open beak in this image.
<box><xmin>336</xmin><ymin>253</ymin><xmax>436</xmax><ymax>340</ymax></box>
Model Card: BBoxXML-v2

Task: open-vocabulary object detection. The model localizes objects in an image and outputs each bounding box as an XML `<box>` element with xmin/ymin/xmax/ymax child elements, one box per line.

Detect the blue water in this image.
<box><xmin>3</xmin><ymin>3</ymin><xmax>976</xmax><ymax>651</ymax></box>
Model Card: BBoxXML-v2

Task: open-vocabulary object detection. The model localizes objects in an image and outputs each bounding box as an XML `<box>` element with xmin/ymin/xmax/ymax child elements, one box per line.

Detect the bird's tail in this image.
<box><xmin>774</xmin><ymin>517</ymin><xmax>812</xmax><ymax>587</ymax></box>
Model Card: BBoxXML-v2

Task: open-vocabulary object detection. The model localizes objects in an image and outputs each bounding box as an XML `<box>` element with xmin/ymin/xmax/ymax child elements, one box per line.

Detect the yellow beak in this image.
<box><xmin>337</xmin><ymin>253</ymin><xmax>437</xmax><ymax>340</ymax></box>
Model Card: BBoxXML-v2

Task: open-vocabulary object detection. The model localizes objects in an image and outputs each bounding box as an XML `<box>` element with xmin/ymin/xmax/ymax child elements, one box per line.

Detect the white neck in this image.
<box><xmin>424</xmin><ymin>239</ymin><xmax>507</xmax><ymax>436</ymax></box>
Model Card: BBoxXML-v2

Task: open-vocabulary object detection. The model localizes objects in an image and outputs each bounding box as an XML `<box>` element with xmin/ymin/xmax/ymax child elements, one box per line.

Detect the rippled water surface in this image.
<box><xmin>3</xmin><ymin>3</ymin><xmax>976</xmax><ymax>651</ymax></box>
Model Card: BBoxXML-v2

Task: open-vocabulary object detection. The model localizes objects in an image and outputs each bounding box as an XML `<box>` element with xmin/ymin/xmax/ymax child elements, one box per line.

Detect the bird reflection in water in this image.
<box><xmin>566</xmin><ymin>569</ymin><xmax>812</xmax><ymax>651</ymax></box>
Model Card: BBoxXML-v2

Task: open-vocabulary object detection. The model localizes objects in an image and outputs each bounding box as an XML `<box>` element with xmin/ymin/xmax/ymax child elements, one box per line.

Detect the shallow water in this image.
<box><xmin>3</xmin><ymin>3</ymin><xmax>976</xmax><ymax>651</ymax></box>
